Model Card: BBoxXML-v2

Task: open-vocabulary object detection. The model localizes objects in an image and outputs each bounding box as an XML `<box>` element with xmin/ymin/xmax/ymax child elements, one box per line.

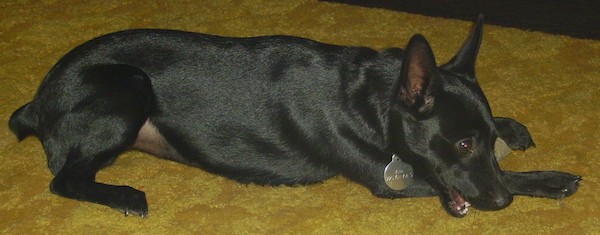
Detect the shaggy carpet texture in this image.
<box><xmin>1</xmin><ymin>0</ymin><xmax>598</xmax><ymax>234</ymax></box>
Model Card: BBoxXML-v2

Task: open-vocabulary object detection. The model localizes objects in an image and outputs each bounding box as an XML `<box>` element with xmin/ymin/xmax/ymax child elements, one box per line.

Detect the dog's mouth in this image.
<box><xmin>446</xmin><ymin>189</ymin><xmax>471</xmax><ymax>217</ymax></box>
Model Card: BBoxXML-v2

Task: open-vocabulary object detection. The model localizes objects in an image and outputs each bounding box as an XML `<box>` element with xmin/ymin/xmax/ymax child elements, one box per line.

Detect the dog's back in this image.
<box><xmin>11</xmin><ymin>29</ymin><xmax>396</xmax><ymax>185</ymax></box>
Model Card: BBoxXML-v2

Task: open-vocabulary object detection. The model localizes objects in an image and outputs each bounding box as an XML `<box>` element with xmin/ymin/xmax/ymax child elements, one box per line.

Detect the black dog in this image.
<box><xmin>9</xmin><ymin>16</ymin><xmax>580</xmax><ymax>218</ymax></box>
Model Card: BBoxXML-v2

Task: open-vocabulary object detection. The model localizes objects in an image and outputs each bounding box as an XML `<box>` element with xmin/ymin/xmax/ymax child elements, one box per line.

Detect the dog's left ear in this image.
<box><xmin>397</xmin><ymin>34</ymin><xmax>440</xmax><ymax>114</ymax></box>
<box><xmin>440</xmin><ymin>14</ymin><xmax>484</xmax><ymax>81</ymax></box>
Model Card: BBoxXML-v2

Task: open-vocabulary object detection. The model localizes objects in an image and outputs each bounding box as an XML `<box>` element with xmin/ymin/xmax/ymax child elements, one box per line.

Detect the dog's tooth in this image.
<box><xmin>461</xmin><ymin>205</ymin><xmax>469</xmax><ymax>215</ymax></box>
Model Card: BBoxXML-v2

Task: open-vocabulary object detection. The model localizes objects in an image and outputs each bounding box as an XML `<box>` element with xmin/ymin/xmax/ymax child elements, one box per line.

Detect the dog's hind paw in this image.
<box><xmin>111</xmin><ymin>186</ymin><xmax>149</xmax><ymax>218</ymax></box>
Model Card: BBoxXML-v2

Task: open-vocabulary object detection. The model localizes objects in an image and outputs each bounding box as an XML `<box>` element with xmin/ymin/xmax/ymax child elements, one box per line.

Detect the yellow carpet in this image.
<box><xmin>1</xmin><ymin>0</ymin><xmax>598</xmax><ymax>234</ymax></box>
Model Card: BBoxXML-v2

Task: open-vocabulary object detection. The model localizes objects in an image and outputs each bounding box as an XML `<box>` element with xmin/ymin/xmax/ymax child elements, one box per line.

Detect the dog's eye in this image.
<box><xmin>457</xmin><ymin>138</ymin><xmax>474</xmax><ymax>154</ymax></box>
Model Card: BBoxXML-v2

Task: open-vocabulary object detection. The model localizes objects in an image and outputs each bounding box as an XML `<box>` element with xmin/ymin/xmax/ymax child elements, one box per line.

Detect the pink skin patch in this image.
<box><xmin>449</xmin><ymin>189</ymin><xmax>471</xmax><ymax>216</ymax></box>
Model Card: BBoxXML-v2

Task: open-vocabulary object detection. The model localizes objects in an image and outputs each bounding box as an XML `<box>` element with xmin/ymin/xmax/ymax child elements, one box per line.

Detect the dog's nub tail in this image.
<box><xmin>9</xmin><ymin>103</ymin><xmax>37</xmax><ymax>141</ymax></box>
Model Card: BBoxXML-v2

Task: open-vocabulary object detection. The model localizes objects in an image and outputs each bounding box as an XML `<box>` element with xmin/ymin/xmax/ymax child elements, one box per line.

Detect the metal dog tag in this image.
<box><xmin>384</xmin><ymin>154</ymin><xmax>414</xmax><ymax>190</ymax></box>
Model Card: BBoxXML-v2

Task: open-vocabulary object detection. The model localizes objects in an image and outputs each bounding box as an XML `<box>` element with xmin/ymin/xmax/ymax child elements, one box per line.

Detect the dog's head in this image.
<box><xmin>389</xmin><ymin>15</ymin><xmax>512</xmax><ymax>217</ymax></box>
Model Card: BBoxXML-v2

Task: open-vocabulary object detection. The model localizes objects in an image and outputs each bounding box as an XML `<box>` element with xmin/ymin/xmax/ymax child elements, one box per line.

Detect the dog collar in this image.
<box><xmin>384</xmin><ymin>154</ymin><xmax>414</xmax><ymax>190</ymax></box>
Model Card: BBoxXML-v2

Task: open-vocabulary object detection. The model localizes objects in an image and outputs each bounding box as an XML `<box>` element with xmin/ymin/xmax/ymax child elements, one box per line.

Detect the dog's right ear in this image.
<box><xmin>397</xmin><ymin>34</ymin><xmax>441</xmax><ymax>114</ymax></box>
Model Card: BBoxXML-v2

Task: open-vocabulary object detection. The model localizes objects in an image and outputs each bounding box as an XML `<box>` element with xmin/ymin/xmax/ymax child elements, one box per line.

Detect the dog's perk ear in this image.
<box><xmin>398</xmin><ymin>34</ymin><xmax>440</xmax><ymax>114</ymax></box>
<box><xmin>440</xmin><ymin>14</ymin><xmax>484</xmax><ymax>81</ymax></box>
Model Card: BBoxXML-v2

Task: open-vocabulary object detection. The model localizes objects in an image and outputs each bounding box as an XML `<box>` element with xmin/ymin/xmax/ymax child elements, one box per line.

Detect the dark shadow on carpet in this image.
<box><xmin>324</xmin><ymin>0</ymin><xmax>600</xmax><ymax>39</ymax></box>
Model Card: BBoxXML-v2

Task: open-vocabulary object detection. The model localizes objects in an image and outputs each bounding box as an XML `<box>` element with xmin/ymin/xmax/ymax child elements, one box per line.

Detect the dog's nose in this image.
<box><xmin>489</xmin><ymin>190</ymin><xmax>513</xmax><ymax>210</ymax></box>
<box><xmin>476</xmin><ymin>191</ymin><xmax>513</xmax><ymax>211</ymax></box>
<box><xmin>490</xmin><ymin>193</ymin><xmax>513</xmax><ymax>210</ymax></box>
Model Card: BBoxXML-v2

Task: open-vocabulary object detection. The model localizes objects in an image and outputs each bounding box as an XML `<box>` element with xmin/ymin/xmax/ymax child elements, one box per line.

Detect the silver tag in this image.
<box><xmin>384</xmin><ymin>154</ymin><xmax>414</xmax><ymax>190</ymax></box>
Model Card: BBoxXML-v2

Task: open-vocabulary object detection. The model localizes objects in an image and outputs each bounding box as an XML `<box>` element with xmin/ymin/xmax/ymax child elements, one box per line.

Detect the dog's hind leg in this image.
<box><xmin>38</xmin><ymin>64</ymin><xmax>154</xmax><ymax>217</ymax></box>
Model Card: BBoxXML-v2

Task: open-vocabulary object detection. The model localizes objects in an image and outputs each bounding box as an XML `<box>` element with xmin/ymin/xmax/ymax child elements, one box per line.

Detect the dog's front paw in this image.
<box><xmin>504</xmin><ymin>171</ymin><xmax>581</xmax><ymax>199</ymax></box>
<box><xmin>542</xmin><ymin>172</ymin><xmax>581</xmax><ymax>199</ymax></box>
<box><xmin>494</xmin><ymin>117</ymin><xmax>536</xmax><ymax>151</ymax></box>
<box><xmin>111</xmin><ymin>186</ymin><xmax>149</xmax><ymax>218</ymax></box>
<box><xmin>506</xmin><ymin>134</ymin><xmax>536</xmax><ymax>151</ymax></box>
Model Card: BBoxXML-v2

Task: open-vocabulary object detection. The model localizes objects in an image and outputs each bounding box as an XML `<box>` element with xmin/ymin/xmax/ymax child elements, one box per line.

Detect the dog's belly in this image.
<box><xmin>133</xmin><ymin>118</ymin><xmax>337</xmax><ymax>185</ymax></box>
<box><xmin>133</xmin><ymin>120</ymin><xmax>183</xmax><ymax>162</ymax></box>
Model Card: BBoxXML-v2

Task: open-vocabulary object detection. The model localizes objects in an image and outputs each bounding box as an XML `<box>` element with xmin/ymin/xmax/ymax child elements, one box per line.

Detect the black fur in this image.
<box><xmin>9</xmin><ymin>15</ymin><xmax>580</xmax><ymax>217</ymax></box>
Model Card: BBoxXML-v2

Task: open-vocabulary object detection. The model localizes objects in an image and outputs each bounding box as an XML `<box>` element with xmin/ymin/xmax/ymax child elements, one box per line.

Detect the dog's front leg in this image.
<box><xmin>501</xmin><ymin>171</ymin><xmax>581</xmax><ymax>199</ymax></box>
<box><xmin>494</xmin><ymin>117</ymin><xmax>536</xmax><ymax>151</ymax></box>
